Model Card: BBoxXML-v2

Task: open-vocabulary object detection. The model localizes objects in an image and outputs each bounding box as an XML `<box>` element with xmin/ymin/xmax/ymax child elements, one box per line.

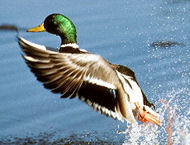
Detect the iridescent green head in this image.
<box><xmin>27</xmin><ymin>13</ymin><xmax>77</xmax><ymax>44</ymax></box>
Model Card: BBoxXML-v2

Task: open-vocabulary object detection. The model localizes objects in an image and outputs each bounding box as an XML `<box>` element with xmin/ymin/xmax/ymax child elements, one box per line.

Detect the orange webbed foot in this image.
<box><xmin>135</xmin><ymin>102</ymin><xmax>161</xmax><ymax>126</ymax></box>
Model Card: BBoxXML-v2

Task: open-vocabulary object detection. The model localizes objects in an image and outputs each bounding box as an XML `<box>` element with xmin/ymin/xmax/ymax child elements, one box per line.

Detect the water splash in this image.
<box><xmin>121</xmin><ymin>88</ymin><xmax>190</xmax><ymax>145</ymax></box>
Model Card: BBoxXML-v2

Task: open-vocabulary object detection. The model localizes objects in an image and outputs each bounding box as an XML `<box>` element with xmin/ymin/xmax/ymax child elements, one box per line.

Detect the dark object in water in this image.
<box><xmin>150</xmin><ymin>41</ymin><xmax>183</xmax><ymax>48</ymax></box>
<box><xmin>0</xmin><ymin>24</ymin><xmax>18</xmax><ymax>31</ymax></box>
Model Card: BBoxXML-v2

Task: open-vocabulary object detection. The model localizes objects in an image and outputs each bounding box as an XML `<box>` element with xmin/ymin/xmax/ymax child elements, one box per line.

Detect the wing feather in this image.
<box><xmin>18</xmin><ymin>37</ymin><xmax>137</xmax><ymax>122</ymax></box>
<box><xmin>19</xmin><ymin>37</ymin><xmax>118</xmax><ymax>96</ymax></box>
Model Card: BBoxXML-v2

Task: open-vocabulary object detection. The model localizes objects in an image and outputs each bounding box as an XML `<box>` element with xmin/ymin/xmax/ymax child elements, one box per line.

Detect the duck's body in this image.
<box><xmin>18</xmin><ymin>14</ymin><xmax>160</xmax><ymax>125</ymax></box>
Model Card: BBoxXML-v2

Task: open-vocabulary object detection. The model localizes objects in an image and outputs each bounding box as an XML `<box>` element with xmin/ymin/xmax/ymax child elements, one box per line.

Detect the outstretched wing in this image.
<box><xmin>113</xmin><ymin>64</ymin><xmax>154</xmax><ymax>108</ymax></box>
<box><xmin>18</xmin><ymin>37</ymin><xmax>129</xmax><ymax>120</ymax></box>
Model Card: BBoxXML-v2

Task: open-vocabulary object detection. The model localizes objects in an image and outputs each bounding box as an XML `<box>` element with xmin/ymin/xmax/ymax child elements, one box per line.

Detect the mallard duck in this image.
<box><xmin>18</xmin><ymin>13</ymin><xmax>161</xmax><ymax>125</ymax></box>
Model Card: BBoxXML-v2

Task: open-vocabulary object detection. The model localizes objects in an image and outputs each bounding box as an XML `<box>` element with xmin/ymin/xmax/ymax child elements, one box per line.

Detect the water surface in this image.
<box><xmin>0</xmin><ymin>0</ymin><xmax>190</xmax><ymax>144</ymax></box>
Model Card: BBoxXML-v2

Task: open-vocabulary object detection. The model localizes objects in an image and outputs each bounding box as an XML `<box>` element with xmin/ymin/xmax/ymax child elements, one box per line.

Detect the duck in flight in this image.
<box><xmin>18</xmin><ymin>13</ymin><xmax>161</xmax><ymax>126</ymax></box>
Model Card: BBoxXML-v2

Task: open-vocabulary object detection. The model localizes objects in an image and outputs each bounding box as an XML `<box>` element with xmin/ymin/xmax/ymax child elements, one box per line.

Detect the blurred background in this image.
<box><xmin>0</xmin><ymin>0</ymin><xmax>189</xmax><ymax>144</ymax></box>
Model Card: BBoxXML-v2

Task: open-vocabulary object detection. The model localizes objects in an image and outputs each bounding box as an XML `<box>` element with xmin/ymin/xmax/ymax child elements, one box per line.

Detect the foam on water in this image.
<box><xmin>118</xmin><ymin>88</ymin><xmax>190</xmax><ymax>144</ymax></box>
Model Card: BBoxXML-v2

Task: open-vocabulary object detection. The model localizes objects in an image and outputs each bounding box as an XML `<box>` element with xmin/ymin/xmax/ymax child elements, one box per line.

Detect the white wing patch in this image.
<box><xmin>84</xmin><ymin>75</ymin><xmax>116</xmax><ymax>89</ymax></box>
<box><xmin>116</xmin><ymin>71</ymin><xmax>144</xmax><ymax>109</ymax></box>
<box><xmin>79</xmin><ymin>96</ymin><xmax>123</xmax><ymax>121</ymax></box>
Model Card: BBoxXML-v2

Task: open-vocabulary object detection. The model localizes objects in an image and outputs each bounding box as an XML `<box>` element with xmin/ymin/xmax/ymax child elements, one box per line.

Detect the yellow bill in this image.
<box><xmin>27</xmin><ymin>23</ymin><xmax>46</xmax><ymax>32</ymax></box>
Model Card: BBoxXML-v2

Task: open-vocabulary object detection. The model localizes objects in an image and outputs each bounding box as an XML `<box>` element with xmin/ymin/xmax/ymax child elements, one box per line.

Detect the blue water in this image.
<box><xmin>0</xmin><ymin>0</ymin><xmax>189</xmax><ymax>144</ymax></box>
